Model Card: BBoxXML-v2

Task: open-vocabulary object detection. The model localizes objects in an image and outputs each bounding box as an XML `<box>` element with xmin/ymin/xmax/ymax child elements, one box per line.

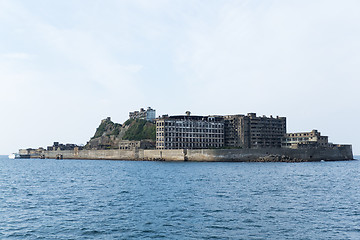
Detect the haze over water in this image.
<box><xmin>1</xmin><ymin>155</ymin><xmax>360</xmax><ymax>239</ymax></box>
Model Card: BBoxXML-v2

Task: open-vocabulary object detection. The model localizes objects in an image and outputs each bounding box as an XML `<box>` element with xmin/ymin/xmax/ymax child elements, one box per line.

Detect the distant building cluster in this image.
<box><xmin>129</xmin><ymin>107</ymin><xmax>156</xmax><ymax>122</ymax></box>
<box><xmin>19</xmin><ymin>148</ymin><xmax>46</xmax><ymax>157</ymax></box>
<box><xmin>17</xmin><ymin>106</ymin><xmax>348</xmax><ymax>162</ymax></box>
<box><xmin>156</xmin><ymin>111</ymin><xmax>330</xmax><ymax>150</ymax></box>
<box><xmin>47</xmin><ymin>142</ymin><xmax>83</xmax><ymax>151</ymax></box>
<box><xmin>19</xmin><ymin>142</ymin><xmax>84</xmax><ymax>158</ymax></box>
<box><xmin>118</xmin><ymin>140</ymin><xmax>155</xmax><ymax>150</ymax></box>
<box><xmin>20</xmin><ymin>107</ymin><xmax>336</xmax><ymax>156</ymax></box>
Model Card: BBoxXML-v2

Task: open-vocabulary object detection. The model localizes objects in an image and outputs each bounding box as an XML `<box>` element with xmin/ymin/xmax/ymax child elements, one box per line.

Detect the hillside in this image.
<box><xmin>91</xmin><ymin>117</ymin><xmax>123</xmax><ymax>139</ymax></box>
<box><xmin>85</xmin><ymin>117</ymin><xmax>155</xmax><ymax>149</ymax></box>
<box><xmin>122</xmin><ymin>119</ymin><xmax>156</xmax><ymax>141</ymax></box>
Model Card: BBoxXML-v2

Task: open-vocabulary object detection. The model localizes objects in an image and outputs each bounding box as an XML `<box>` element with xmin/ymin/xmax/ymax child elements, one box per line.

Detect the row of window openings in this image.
<box><xmin>284</xmin><ymin>137</ymin><xmax>317</xmax><ymax>142</ymax></box>
<box><xmin>156</xmin><ymin>143</ymin><xmax>223</xmax><ymax>148</ymax></box>
<box><xmin>157</xmin><ymin>127</ymin><xmax>285</xmax><ymax>132</ymax></box>
<box><xmin>288</xmin><ymin>133</ymin><xmax>315</xmax><ymax>137</ymax></box>
<box><xmin>157</xmin><ymin>138</ymin><xmax>223</xmax><ymax>143</ymax></box>
<box><xmin>250</xmin><ymin>133</ymin><xmax>286</xmax><ymax>137</ymax></box>
<box><xmin>157</xmin><ymin>127</ymin><xmax>223</xmax><ymax>131</ymax></box>
<box><xmin>250</xmin><ymin>128</ymin><xmax>285</xmax><ymax>131</ymax></box>
<box><xmin>252</xmin><ymin>142</ymin><xmax>282</xmax><ymax>145</ymax></box>
<box><xmin>156</xmin><ymin>122</ymin><xmax>223</xmax><ymax>128</ymax></box>
<box><xmin>249</xmin><ymin>119</ymin><xmax>285</xmax><ymax>123</ymax></box>
<box><xmin>157</xmin><ymin>133</ymin><xmax>224</xmax><ymax>137</ymax></box>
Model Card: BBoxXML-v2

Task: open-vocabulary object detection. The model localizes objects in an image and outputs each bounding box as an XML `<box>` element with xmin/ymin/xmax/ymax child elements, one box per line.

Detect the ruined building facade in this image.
<box><xmin>282</xmin><ymin>130</ymin><xmax>330</xmax><ymax>148</ymax></box>
<box><xmin>129</xmin><ymin>107</ymin><xmax>156</xmax><ymax>121</ymax></box>
<box><xmin>156</xmin><ymin>113</ymin><xmax>224</xmax><ymax>149</ymax></box>
<box><xmin>156</xmin><ymin>112</ymin><xmax>286</xmax><ymax>150</ymax></box>
<box><xmin>223</xmin><ymin>115</ymin><xmax>250</xmax><ymax>148</ymax></box>
<box><xmin>224</xmin><ymin>113</ymin><xmax>286</xmax><ymax>149</ymax></box>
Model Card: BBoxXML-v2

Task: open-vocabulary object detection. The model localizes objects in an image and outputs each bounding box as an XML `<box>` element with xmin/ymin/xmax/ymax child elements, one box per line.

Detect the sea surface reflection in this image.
<box><xmin>1</xmin><ymin>156</ymin><xmax>360</xmax><ymax>239</ymax></box>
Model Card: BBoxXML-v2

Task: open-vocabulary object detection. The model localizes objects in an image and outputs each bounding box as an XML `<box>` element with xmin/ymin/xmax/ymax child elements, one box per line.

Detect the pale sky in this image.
<box><xmin>1</xmin><ymin>0</ymin><xmax>359</xmax><ymax>155</ymax></box>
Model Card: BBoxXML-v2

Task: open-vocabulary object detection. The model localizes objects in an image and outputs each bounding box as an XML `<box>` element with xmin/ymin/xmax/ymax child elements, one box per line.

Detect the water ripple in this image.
<box><xmin>1</xmin><ymin>157</ymin><xmax>360</xmax><ymax>239</ymax></box>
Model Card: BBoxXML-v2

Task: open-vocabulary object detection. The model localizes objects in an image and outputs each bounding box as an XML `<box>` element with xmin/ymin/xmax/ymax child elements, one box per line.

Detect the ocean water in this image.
<box><xmin>1</xmin><ymin>155</ymin><xmax>360</xmax><ymax>240</ymax></box>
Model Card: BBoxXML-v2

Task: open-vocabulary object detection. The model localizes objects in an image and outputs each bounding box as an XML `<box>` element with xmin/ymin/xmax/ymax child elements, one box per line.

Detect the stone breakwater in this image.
<box><xmin>26</xmin><ymin>145</ymin><xmax>353</xmax><ymax>162</ymax></box>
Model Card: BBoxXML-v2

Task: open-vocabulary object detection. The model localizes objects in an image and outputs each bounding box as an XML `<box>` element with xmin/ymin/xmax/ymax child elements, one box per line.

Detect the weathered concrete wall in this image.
<box><xmin>45</xmin><ymin>149</ymin><xmax>186</xmax><ymax>161</ymax></box>
<box><xmin>185</xmin><ymin>145</ymin><xmax>353</xmax><ymax>162</ymax></box>
<box><xmin>45</xmin><ymin>149</ymin><xmax>136</xmax><ymax>160</ymax></box>
<box><xmin>42</xmin><ymin>145</ymin><xmax>353</xmax><ymax>162</ymax></box>
<box><xmin>143</xmin><ymin>149</ymin><xmax>184</xmax><ymax>161</ymax></box>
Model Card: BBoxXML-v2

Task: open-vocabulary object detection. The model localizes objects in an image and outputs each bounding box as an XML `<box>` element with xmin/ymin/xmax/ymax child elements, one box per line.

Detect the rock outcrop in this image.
<box><xmin>85</xmin><ymin>117</ymin><xmax>155</xmax><ymax>150</ymax></box>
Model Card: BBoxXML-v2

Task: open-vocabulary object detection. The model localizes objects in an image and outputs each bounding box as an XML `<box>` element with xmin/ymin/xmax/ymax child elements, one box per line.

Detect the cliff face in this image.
<box><xmin>91</xmin><ymin>117</ymin><xmax>124</xmax><ymax>139</ymax></box>
<box><xmin>85</xmin><ymin>118</ymin><xmax>155</xmax><ymax>149</ymax></box>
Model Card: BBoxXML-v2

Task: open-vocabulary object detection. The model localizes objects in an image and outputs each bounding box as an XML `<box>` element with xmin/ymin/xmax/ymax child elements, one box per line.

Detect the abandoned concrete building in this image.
<box><xmin>129</xmin><ymin>107</ymin><xmax>156</xmax><ymax>122</ymax></box>
<box><xmin>282</xmin><ymin>130</ymin><xmax>331</xmax><ymax>148</ymax></box>
<box><xmin>47</xmin><ymin>142</ymin><xmax>83</xmax><ymax>151</ymax></box>
<box><xmin>223</xmin><ymin>115</ymin><xmax>250</xmax><ymax>148</ymax></box>
<box><xmin>224</xmin><ymin>113</ymin><xmax>286</xmax><ymax>148</ymax></box>
<box><xmin>156</xmin><ymin>112</ymin><xmax>286</xmax><ymax>150</ymax></box>
<box><xmin>156</xmin><ymin>112</ymin><xmax>224</xmax><ymax>149</ymax></box>
<box><xmin>118</xmin><ymin>140</ymin><xmax>155</xmax><ymax>150</ymax></box>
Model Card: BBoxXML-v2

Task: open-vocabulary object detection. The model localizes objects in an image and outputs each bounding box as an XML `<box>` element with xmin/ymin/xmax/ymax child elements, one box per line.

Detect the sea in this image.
<box><xmin>1</xmin><ymin>155</ymin><xmax>360</xmax><ymax>240</ymax></box>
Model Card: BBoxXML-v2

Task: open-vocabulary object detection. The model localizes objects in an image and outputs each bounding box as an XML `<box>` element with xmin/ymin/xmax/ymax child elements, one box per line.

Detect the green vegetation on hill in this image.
<box><xmin>123</xmin><ymin>118</ymin><xmax>134</xmax><ymax>126</ymax></box>
<box><xmin>92</xmin><ymin>119</ymin><xmax>122</xmax><ymax>139</ymax></box>
<box><xmin>123</xmin><ymin>119</ymin><xmax>156</xmax><ymax>141</ymax></box>
<box><xmin>92</xmin><ymin>122</ymin><xmax>107</xmax><ymax>139</ymax></box>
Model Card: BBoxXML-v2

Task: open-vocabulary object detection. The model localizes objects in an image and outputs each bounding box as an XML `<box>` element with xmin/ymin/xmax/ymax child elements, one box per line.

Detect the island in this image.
<box><xmin>17</xmin><ymin>107</ymin><xmax>353</xmax><ymax>162</ymax></box>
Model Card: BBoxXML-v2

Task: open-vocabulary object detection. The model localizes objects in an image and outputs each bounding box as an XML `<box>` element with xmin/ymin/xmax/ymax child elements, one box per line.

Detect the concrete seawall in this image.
<box><xmin>40</xmin><ymin>145</ymin><xmax>353</xmax><ymax>162</ymax></box>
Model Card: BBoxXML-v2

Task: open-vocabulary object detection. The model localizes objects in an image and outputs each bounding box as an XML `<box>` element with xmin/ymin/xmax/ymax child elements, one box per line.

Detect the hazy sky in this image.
<box><xmin>1</xmin><ymin>0</ymin><xmax>359</xmax><ymax>154</ymax></box>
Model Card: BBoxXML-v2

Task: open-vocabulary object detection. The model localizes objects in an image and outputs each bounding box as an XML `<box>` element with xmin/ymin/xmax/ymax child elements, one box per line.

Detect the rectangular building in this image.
<box><xmin>224</xmin><ymin>113</ymin><xmax>286</xmax><ymax>148</ymax></box>
<box><xmin>223</xmin><ymin>114</ymin><xmax>250</xmax><ymax>148</ymax></box>
<box><xmin>282</xmin><ymin>129</ymin><xmax>330</xmax><ymax>148</ymax></box>
<box><xmin>129</xmin><ymin>107</ymin><xmax>156</xmax><ymax>122</ymax></box>
<box><xmin>248</xmin><ymin>113</ymin><xmax>287</xmax><ymax>148</ymax></box>
<box><xmin>156</xmin><ymin>113</ymin><xmax>224</xmax><ymax>149</ymax></box>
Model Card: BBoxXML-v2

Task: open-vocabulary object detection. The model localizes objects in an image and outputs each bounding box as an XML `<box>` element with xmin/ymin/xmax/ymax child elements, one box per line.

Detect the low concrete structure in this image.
<box><xmin>19</xmin><ymin>148</ymin><xmax>45</xmax><ymax>158</ymax></box>
<box><xmin>282</xmin><ymin>130</ymin><xmax>330</xmax><ymax>148</ymax></box>
<box><xmin>118</xmin><ymin>140</ymin><xmax>154</xmax><ymax>150</ymax></box>
<box><xmin>47</xmin><ymin>142</ymin><xmax>83</xmax><ymax>151</ymax></box>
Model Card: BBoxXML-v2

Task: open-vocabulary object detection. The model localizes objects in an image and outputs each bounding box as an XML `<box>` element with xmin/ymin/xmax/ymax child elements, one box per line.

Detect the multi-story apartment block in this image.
<box><xmin>223</xmin><ymin>115</ymin><xmax>250</xmax><ymax>148</ymax></box>
<box><xmin>156</xmin><ymin>112</ymin><xmax>224</xmax><ymax>149</ymax></box>
<box><xmin>224</xmin><ymin>113</ymin><xmax>286</xmax><ymax>148</ymax></box>
<box><xmin>156</xmin><ymin>112</ymin><xmax>285</xmax><ymax>150</ymax></box>
<box><xmin>247</xmin><ymin>113</ymin><xmax>286</xmax><ymax>148</ymax></box>
<box><xmin>129</xmin><ymin>107</ymin><xmax>156</xmax><ymax>121</ymax></box>
<box><xmin>282</xmin><ymin>130</ymin><xmax>330</xmax><ymax>148</ymax></box>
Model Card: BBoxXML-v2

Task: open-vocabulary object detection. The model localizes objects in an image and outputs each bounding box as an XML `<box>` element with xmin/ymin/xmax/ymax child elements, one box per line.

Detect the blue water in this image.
<box><xmin>1</xmin><ymin>156</ymin><xmax>360</xmax><ymax>240</ymax></box>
